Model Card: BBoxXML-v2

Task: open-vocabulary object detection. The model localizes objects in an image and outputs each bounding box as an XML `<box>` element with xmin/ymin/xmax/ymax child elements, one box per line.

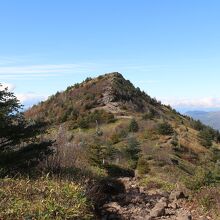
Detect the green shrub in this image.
<box><xmin>87</xmin><ymin>143</ymin><xmax>106</xmax><ymax>167</ymax></box>
<box><xmin>142</xmin><ymin>108</ymin><xmax>157</xmax><ymax>120</ymax></box>
<box><xmin>129</xmin><ymin>118</ymin><xmax>139</xmax><ymax>132</ymax></box>
<box><xmin>78</xmin><ymin>117</ymin><xmax>89</xmax><ymax>129</ymax></box>
<box><xmin>74</xmin><ymin>83</ymin><xmax>80</xmax><ymax>88</ymax></box>
<box><xmin>84</xmin><ymin>102</ymin><xmax>95</xmax><ymax>110</ymax></box>
<box><xmin>77</xmin><ymin>110</ymin><xmax>115</xmax><ymax>129</ymax></box>
<box><xmin>87</xmin><ymin>110</ymin><xmax>115</xmax><ymax>124</ymax></box>
<box><xmin>88</xmin><ymin>141</ymin><xmax>117</xmax><ymax>168</ymax></box>
<box><xmin>195</xmin><ymin>187</ymin><xmax>220</xmax><ymax>216</ymax></box>
<box><xmin>198</xmin><ymin>129</ymin><xmax>213</xmax><ymax>147</ymax></box>
<box><xmin>199</xmin><ymin>194</ymin><xmax>216</xmax><ymax>212</ymax></box>
<box><xmin>104</xmin><ymin>164</ymin><xmax>134</xmax><ymax>177</ymax></box>
<box><xmin>191</xmin><ymin>120</ymin><xmax>204</xmax><ymax>131</ymax></box>
<box><xmin>124</xmin><ymin>138</ymin><xmax>141</xmax><ymax>169</ymax></box>
<box><xmin>118</xmin><ymin>128</ymin><xmax>128</xmax><ymax>138</ymax></box>
<box><xmin>137</xmin><ymin>157</ymin><xmax>150</xmax><ymax>175</ymax></box>
<box><xmin>97</xmin><ymin>75</ymin><xmax>103</xmax><ymax>80</ymax></box>
<box><xmin>157</xmin><ymin>122</ymin><xmax>174</xmax><ymax>135</ymax></box>
<box><xmin>140</xmin><ymin>176</ymin><xmax>175</xmax><ymax>192</ymax></box>
<box><xmin>84</xmin><ymin>77</ymin><xmax>92</xmax><ymax>83</ymax></box>
<box><xmin>184</xmin><ymin>167</ymin><xmax>216</xmax><ymax>191</ymax></box>
<box><xmin>171</xmin><ymin>133</ymin><xmax>179</xmax><ymax>147</ymax></box>
<box><xmin>110</xmin><ymin>133</ymin><xmax>120</xmax><ymax>144</ymax></box>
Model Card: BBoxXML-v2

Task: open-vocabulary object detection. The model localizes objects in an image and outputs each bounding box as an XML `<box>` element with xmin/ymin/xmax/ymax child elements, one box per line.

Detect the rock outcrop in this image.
<box><xmin>98</xmin><ymin>177</ymin><xmax>205</xmax><ymax>220</ymax></box>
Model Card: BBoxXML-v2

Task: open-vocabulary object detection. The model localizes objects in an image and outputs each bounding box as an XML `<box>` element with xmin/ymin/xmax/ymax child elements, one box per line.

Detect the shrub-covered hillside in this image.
<box><xmin>25</xmin><ymin>72</ymin><xmax>162</xmax><ymax>125</ymax></box>
<box><xmin>24</xmin><ymin>73</ymin><xmax>220</xmax><ymax>185</ymax></box>
<box><xmin>4</xmin><ymin>73</ymin><xmax>220</xmax><ymax>219</ymax></box>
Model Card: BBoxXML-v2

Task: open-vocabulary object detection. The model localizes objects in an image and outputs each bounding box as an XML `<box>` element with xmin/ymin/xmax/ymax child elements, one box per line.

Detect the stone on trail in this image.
<box><xmin>149</xmin><ymin>197</ymin><xmax>167</xmax><ymax>218</ymax></box>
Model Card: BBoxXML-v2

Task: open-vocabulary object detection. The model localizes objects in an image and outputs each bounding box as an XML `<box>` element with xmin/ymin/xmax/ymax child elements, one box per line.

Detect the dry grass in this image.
<box><xmin>189</xmin><ymin>186</ymin><xmax>220</xmax><ymax>219</ymax></box>
<box><xmin>0</xmin><ymin>177</ymin><xmax>93</xmax><ymax>220</ymax></box>
<box><xmin>139</xmin><ymin>175</ymin><xmax>175</xmax><ymax>192</ymax></box>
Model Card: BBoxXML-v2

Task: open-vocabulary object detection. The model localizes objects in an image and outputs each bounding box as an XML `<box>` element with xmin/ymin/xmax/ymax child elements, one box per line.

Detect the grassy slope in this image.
<box><xmin>42</xmin><ymin>106</ymin><xmax>218</xmax><ymax>185</ymax></box>
<box><xmin>0</xmin><ymin>177</ymin><xmax>93</xmax><ymax>220</ymax></box>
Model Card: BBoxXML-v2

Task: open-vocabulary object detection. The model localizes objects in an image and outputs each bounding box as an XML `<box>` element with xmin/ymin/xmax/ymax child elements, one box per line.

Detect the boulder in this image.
<box><xmin>149</xmin><ymin>197</ymin><xmax>167</xmax><ymax>218</ymax></box>
<box><xmin>103</xmin><ymin>202</ymin><xmax>122</xmax><ymax>212</ymax></box>
<box><xmin>177</xmin><ymin>214</ymin><xmax>192</xmax><ymax>220</ymax></box>
<box><xmin>169</xmin><ymin>190</ymin><xmax>187</xmax><ymax>201</ymax></box>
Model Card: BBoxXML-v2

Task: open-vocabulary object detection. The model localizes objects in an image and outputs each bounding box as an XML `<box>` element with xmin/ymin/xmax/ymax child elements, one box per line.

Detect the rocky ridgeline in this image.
<box><xmin>99</xmin><ymin>177</ymin><xmax>210</xmax><ymax>220</ymax></box>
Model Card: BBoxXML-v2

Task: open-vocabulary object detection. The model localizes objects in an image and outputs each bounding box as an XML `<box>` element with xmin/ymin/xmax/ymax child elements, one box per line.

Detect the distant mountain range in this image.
<box><xmin>186</xmin><ymin>110</ymin><xmax>220</xmax><ymax>130</ymax></box>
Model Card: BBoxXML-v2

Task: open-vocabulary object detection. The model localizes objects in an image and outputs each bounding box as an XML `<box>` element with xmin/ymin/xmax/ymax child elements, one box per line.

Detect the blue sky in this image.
<box><xmin>1</xmin><ymin>0</ymin><xmax>220</xmax><ymax>112</ymax></box>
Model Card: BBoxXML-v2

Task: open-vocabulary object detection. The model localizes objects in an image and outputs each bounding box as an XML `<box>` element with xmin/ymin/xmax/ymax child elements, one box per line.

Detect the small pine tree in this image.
<box><xmin>88</xmin><ymin>143</ymin><xmax>104</xmax><ymax>167</ymax></box>
<box><xmin>198</xmin><ymin>129</ymin><xmax>213</xmax><ymax>147</ymax></box>
<box><xmin>0</xmin><ymin>84</ymin><xmax>28</xmax><ymax>149</ymax></box>
<box><xmin>77</xmin><ymin>117</ymin><xmax>89</xmax><ymax>129</ymax></box>
<box><xmin>84</xmin><ymin>77</ymin><xmax>92</xmax><ymax>83</ymax></box>
<box><xmin>88</xmin><ymin>140</ymin><xmax>116</xmax><ymax>167</ymax></box>
<box><xmin>214</xmin><ymin>130</ymin><xmax>220</xmax><ymax>143</ymax></box>
<box><xmin>0</xmin><ymin>84</ymin><xmax>53</xmax><ymax>171</ymax></box>
<box><xmin>157</xmin><ymin>122</ymin><xmax>174</xmax><ymax>135</ymax></box>
<box><xmin>125</xmin><ymin>138</ymin><xmax>141</xmax><ymax>168</ymax></box>
<box><xmin>191</xmin><ymin>120</ymin><xmax>204</xmax><ymax>131</ymax></box>
<box><xmin>129</xmin><ymin>118</ymin><xmax>139</xmax><ymax>132</ymax></box>
<box><xmin>142</xmin><ymin>108</ymin><xmax>157</xmax><ymax>120</ymax></box>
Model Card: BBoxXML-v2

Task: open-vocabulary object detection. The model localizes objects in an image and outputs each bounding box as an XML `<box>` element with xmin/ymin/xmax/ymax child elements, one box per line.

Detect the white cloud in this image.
<box><xmin>0</xmin><ymin>82</ymin><xmax>45</xmax><ymax>108</ymax></box>
<box><xmin>16</xmin><ymin>93</ymin><xmax>47</xmax><ymax>108</ymax></box>
<box><xmin>16</xmin><ymin>93</ymin><xmax>46</xmax><ymax>103</ymax></box>
<box><xmin>161</xmin><ymin>97</ymin><xmax>220</xmax><ymax>109</ymax></box>
<box><xmin>0</xmin><ymin>64</ymin><xmax>81</xmax><ymax>74</ymax></box>
<box><xmin>0</xmin><ymin>63</ymin><xmax>97</xmax><ymax>80</ymax></box>
<box><xmin>0</xmin><ymin>82</ymin><xmax>15</xmax><ymax>91</ymax></box>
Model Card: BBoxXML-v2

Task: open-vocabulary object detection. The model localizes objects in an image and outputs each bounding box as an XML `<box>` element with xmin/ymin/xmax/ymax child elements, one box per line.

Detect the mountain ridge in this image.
<box><xmin>186</xmin><ymin>110</ymin><xmax>220</xmax><ymax>130</ymax></box>
<box><xmin>25</xmin><ymin>72</ymin><xmax>169</xmax><ymax>124</ymax></box>
<box><xmin>24</xmin><ymin>72</ymin><xmax>220</xmax><ymax>219</ymax></box>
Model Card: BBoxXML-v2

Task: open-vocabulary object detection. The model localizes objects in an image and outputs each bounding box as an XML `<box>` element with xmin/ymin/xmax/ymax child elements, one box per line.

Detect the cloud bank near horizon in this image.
<box><xmin>17</xmin><ymin>95</ymin><xmax>220</xmax><ymax>111</ymax></box>
<box><xmin>1</xmin><ymin>82</ymin><xmax>47</xmax><ymax>109</ymax></box>
<box><xmin>161</xmin><ymin>97</ymin><xmax>220</xmax><ymax>110</ymax></box>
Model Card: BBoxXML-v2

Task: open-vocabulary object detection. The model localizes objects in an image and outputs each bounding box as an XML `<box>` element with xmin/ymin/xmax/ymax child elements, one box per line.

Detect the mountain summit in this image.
<box><xmin>25</xmin><ymin>72</ymin><xmax>165</xmax><ymax>123</ymax></box>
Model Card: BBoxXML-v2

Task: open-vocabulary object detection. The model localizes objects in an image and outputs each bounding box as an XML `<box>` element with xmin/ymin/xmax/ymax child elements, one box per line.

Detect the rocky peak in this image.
<box><xmin>25</xmin><ymin>72</ymin><xmax>161</xmax><ymax>122</ymax></box>
<box><xmin>102</xmin><ymin>72</ymin><xmax>124</xmax><ymax>80</ymax></box>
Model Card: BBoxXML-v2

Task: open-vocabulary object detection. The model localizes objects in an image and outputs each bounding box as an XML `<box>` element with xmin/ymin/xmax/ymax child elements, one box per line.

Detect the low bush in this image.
<box><xmin>184</xmin><ymin>167</ymin><xmax>216</xmax><ymax>191</ymax></box>
<box><xmin>128</xmin><ymin>118</ymin><xmax>139</xmax><ymax>132</ymax></box>
<box><xmin>142</xmin><ymin>108</ymin><xmax>157</xmax><ymax>120</ymax></box>
<box><xmin>78</xmin><ymin>117</ymin><xmax>89</xmax><ymax>129</ymax></box>
<box><xmin>104</xmin><ymin>164</ymin><xmax>134</xmax><ymax>177</ymax></box>
<box><xmin>191</xmin><ymin>120</ymin><xmax>204</xmax><ymax>131</ymax></box>
<box><xmin>124</xmin><ymin>138</ymin><xmax>141</xmax><ymax>169</ymax></box>
<box><xmin>110</xmin><ymin>133</ymin><xmax>121</xmax><ymax>144</ymax></box>
<box><xmin>198</xmin><ymin>129</ymin><xmax>213</xmax><ymax>148</ymax></box>
<box><xmin>77</xmin><ymin>110</ymin><xmax>116</xmax><ymax>129</ymax></box>
<box><xmin>140</xmin><ymin>176</ymin><xmax>175</xmax><ymax>192</ymax></box>
<box><xmin>194</xmin><ymin>186</ymin><xmax>220</xmax><ymax>217</ymax></box>
<box><xmin>157</xmin><ymin>122</ymin><xmax>174</xmax><ymax>135</ymax></box>
<box><xmin>137</xmin><ymin>157</ymin><xmax>150</xmax><ymax>175</ymax></box>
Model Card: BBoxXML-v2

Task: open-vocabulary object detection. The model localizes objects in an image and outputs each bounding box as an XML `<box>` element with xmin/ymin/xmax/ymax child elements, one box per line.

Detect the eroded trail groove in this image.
<box><xmin>96</xmin><ymin>177</ymin><xmax>209</xmax><ymax>220</ymax></box>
